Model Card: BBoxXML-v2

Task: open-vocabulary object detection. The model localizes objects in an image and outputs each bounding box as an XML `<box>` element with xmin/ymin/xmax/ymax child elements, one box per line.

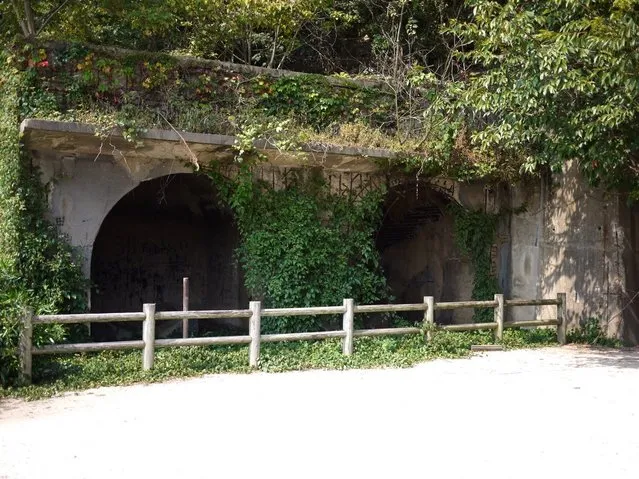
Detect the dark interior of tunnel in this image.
<box><xmin>91</xmin><ymin>173</ymin><xmax>246</xmax><ymax>341</ymax></box>
<box><xmin>376</xmin><ymin>182</ymin><xmax>472</xmax><ymax>325</ymax></box>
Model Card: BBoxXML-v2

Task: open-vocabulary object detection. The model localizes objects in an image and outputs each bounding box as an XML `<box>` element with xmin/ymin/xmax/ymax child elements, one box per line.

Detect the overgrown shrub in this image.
<box><xmin>258</xmin><ymin>74</ymin><xmax>390</xmax><ymax>130</ymax></box>
<box><xmin>0</xmin><ymin>49</ymin><xmax>87</xmax><ymax>387</ymax></box>
<box><xmin>207</xmin><ymin>165</ymin><xmax>390</xmax><ymax>333</ymax></box>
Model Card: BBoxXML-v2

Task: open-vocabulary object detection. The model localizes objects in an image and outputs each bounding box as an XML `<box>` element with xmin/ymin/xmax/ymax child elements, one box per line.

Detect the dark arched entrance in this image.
<box><xmin>90</xmin><ymin>173</ymin><xmax>246</xmax><ymax>340</ymax></box>
<box><xmin>376</xmin><ymin>181</ymin><xmax>474</xmax><ymax>324</ymax></box>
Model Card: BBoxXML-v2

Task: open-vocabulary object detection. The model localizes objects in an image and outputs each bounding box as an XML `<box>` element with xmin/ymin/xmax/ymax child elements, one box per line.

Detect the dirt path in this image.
<box><xmin>1</xmin><ymin>346</ymin><xmax>639</xmax><ymax>479</ymax></box>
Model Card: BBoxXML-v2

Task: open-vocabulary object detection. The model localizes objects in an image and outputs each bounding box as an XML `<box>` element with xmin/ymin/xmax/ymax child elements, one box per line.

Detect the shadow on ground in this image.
<box><xmin>566</xmin><ymin>346</ymin><xmax>639</xmax><ymax>370</ymax></box>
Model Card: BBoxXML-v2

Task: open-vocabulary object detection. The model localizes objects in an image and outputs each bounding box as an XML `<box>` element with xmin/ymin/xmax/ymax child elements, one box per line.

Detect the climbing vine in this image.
<box><xmin>0</xmin><ymin>48</ymin><xmax>87</xmax><ymax>387</ymax></box>
<box><xmin>206</xmin><ymin>161</ymin><xmax>389</xmax><ymax>333</ymax></box>
<box><xmin>451</xmin><ymin>205</ymin><xmax>500</xmax><ymax>323</ymax></box>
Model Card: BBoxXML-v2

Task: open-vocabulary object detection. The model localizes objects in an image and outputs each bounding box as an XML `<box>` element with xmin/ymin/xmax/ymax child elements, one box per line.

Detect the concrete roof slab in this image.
<box><xmin>20</xmin><ymin>119</ymin><xmax>395</xmax><ymax>173</ymax></box>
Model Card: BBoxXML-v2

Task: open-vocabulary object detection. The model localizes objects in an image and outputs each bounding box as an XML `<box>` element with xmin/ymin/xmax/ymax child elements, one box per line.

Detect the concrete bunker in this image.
<box><xmin>377</xmin><ymin>181</ymin><xmax>474</xmax><ymax>324</ymax></box>
<box><xmin>19</xmin><ymin>119</ymin><xmax>639</xmax><ymax>343</ymax></box>
<box><xmin>90</xmin><ymin>173</ymin><xmax>246</xmax><ymax>340</ymax></box>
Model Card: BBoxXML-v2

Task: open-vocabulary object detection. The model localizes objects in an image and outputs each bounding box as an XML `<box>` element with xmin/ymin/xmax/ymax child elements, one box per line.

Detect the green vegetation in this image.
<box><xmin>567</xmin><ymin>318</ymin><xmax>622</xmax><ymax>348</ymax></box>
<box><xmin>3</xmin><ymin>1</ymin><xmax>639</xmax><ymax>193</ymax></box>
<box><xmin>1</xmin><ymin>1</ymin><xmax>461</xmax><ymax>73</ymax></box>
<box><xmin>0</xmin><ymin>328</ymin><xmax>558</xmax><ymax>401</ymax></box>
<box><xmin>448</xmin><ymin>0</ymin><xmax>639</xmax><ymax>197</ymax></box>
<box><xmin>0</xmin><ymin>50</ymin><xmax>86</xmax><ymax>387</ymax></box>
<box><xmin>8</xmin><ymin>42</ymin><xmax>473</xmax><ymax>178</ymax></box>
<box><xmin>206</xmin><ymin>165</ymin><xmax>390</xmax><ymax>333</ymax></box>
<box><xmin>451</xmin><ymin>206</ymin><xmax>500</xmax><ymax>322</ymax></box>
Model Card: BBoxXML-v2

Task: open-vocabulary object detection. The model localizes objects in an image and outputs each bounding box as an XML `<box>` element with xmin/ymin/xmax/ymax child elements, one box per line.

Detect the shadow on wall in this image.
<box><xmin>90</xmin><ymin>173</ymin><xmax>247</xmax><ymax>341</ymax></box>
<box><xmin>620</xmin><ymin>202</ymin><xmax>639</xmax><ymax>344</ymax></box>
<box><xmin>509</xmin><ymin>161</ymin><xmax>639</xmax><ymax>344</ymax></box>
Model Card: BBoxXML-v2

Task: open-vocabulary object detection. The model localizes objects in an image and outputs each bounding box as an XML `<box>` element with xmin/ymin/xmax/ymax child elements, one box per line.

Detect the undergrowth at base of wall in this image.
<box><xmin>567</xmin><ymin>318</ymin><xmax>621</xmax><ymax>348</ymax></box>
<box><xmin>0</xmin><ymin>329</ymin><xmax>560</xmax><ymax>400</ymax></box>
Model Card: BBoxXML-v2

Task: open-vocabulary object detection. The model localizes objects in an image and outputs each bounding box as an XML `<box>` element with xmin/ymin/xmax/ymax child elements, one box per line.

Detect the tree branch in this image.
<box><xmin>268</xmin><ymin>24</ymin><xmax>280</xmax><ymax>69</ymax></box>
<box><xmin>37</xmin><ymin>0</ymin><xmax>72</xmax><ymax>36</ymax></box>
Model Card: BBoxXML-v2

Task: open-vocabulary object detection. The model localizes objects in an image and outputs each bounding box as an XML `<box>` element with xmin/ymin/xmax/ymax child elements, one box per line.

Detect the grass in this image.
<box><xmin>0</xmin><ymin>328</ymin><xmax>558</xmax><ymax>401</ymax></box>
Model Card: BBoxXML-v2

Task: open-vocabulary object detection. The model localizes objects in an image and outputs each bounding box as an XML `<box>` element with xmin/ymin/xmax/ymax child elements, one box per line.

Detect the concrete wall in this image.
<box><xmin>508</xmin><ymin>162</ymin><xmax>631</xmax><ymax>339</ymax></box>
<box><xmin>620</xmin><ymin>203</ymin><xmax>639</xmax><ymax>344</ymax></box>
<box><xmin>32</xmin><ymin>146</ymin><xmax>509</xmax><ymax>328</ymax></box>
<box><xmin>381</xmin><ymin>216</ymin><xmax>475</xmax><ymax>324</ymax></box>
<box><xmin>33</xmin><ymin>149</ymin><xmax>194</xmax><ymax>280</ymax></box>
<box><xmin>378</xmin><ymin>182</ymin><xmax>476</xmax><ymax>324</ymax></box>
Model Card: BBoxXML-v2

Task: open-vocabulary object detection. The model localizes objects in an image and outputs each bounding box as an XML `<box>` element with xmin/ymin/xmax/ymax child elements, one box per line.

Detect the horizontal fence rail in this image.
<box><xmin>17</xmin><ymin>293</ymin><xmax>567</xmax><ymax>385</ymax></box>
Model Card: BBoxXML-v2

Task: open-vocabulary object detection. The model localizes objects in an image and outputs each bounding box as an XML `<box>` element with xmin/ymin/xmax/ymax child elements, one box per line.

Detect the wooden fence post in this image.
<box><xmin>424</xmin><ymin>296</ymin><xmax>434</xmax><ymax>342</ymax></box>
<box><xmin>249</xmin><ymin>301</ymin><xmax>261</xmax><ymax>367</ymax></box>
<box><xmin>556</xmin><ymin>292</ymin><xmax>567</xmax><ymax>345</ymax></box>
<box><xmin>342</xmin><ymin>299</ymin><xmax>354</xmax><ymax>355</ymax></box>
<box><xmin>142</xmin><ymin>303</ymin><xmax>156</xmax><ymax>371</ymax></box>
<box><xmin>19</xmin><ymin>307</ymin><xmax>33</xmax><ymax>385</ymax></box>
<box><xmin>494</xmin><ymin>294</ymin><xmax>504</xmax><ymax>341</ymax></box>
<box><xmin>182</xmin><ymin>277</ymin><xmax>189</xmax><ymax>339</ymax></box>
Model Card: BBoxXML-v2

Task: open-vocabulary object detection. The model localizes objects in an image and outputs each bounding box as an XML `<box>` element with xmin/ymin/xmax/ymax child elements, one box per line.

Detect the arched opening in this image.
<box><xmin>376</xmin><ymin>181</ymin><xmax>474</xmax><ymax>324</ymax></box>
<box><xmin>90</xmin><ymin>173</ymin><xmax>246</xmax><ymax>340</ymax></box>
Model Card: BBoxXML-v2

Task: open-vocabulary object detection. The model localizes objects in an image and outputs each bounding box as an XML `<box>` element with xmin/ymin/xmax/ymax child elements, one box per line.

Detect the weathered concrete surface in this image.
<box><xmin>2</xmin><ymin>346</ymin><xmax>639</xmax><ymax>479</ymax></box>
<box><xmin>21</xmin><ymin>119</ymin><xmax>394</xmax><ymax>173</ymax></box>
<box><xmin>379</xmin><ymin>184</ymin><xmax>475</xmax><ymax>324</ymax></box>
<box><xmin>23</xmin><ymin>119</ymin><xmax>479</xmax><ymax>323</ymax></box>
<box><xmin>23</xmin><ymin>119</ymin><xmax>395</xmax><ymax>283</ymax></box>
<box><xmin>620</xmin><ymin>203</ymin><xmax>639</xmax><ymax>344</ymax></box>
<box><xmin>508</xmin><ymin>162</ymin><xmax>633</xmax><ymax>340</ymax></box>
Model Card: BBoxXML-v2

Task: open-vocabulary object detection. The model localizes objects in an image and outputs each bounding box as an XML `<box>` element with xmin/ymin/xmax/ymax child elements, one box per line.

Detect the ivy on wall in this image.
<box><xmin>206</xmin><ymin>163</ymin><xmax>390</xmax><ymax>333</ymax></box>
<box><xmin>0</xmin><ymin>48</ymin><xmax>87</xmax><ymax>387</ymax></box>
<box><xmin>451</xmin><ymin>205</ymin><xmax>501</xmax><ymax>323</ymax></box>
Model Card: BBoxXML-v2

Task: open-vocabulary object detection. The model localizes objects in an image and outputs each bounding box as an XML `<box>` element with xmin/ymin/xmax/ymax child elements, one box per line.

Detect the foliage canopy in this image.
<box><xmin>2</xmin><ymin>0</ymin><xmax>461</xmax><ymax>73</ymax></box>
<box><xmin>448</xmin><ymin>0</ymin><xmax>639</xmax><ymax>195</ymax></box>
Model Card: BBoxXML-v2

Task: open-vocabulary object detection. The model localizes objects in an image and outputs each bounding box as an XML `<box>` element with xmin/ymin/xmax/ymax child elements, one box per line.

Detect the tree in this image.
<box><xmin>1</xmin><ymin>0</ymin><xmax>69</xmax><ymax>41</ymax></box>
<box><xmin>2</xmin><ymin>1</ymin><xmax>465</xmax><ymax>73</ymax></box>
<box><xmin>2</xmin><ymin>0</ymin><xmax>333</xmax><ymax>68</ymax></box>
<box><xmin>447</xmin><ymin>0</ymin><xmax>639</xmax><ymax>195</ymax></box>
<box><xmin>185</xmin><ymin>0</ymin><xmax>331</xmax><ymax>67</ymax></box>
<box><xmin>2</xmin><ymin>1</ymin><xmax>187</xmax><ymax>51</ymax></box>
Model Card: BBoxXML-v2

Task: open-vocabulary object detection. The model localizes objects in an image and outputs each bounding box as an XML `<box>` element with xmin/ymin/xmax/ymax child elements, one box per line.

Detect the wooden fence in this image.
<box><xmin>18</xmin><ymin>293</ymin><xmax>567</xmax><ymax>384</ymax></box>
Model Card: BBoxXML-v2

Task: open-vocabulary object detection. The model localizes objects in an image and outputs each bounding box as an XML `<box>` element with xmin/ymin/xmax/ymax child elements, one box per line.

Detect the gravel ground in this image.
<box><xmin>1</xmin><ymin>345</ymin><xmax>639</xmax><ymax>479</ymax></box>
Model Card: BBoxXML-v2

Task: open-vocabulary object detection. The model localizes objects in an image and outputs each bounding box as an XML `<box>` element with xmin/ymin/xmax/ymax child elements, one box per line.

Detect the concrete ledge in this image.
<box><xmin>20</xmin><ymin>119</ymin><xmax>395</xmax><ymax>172</ymax></box>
